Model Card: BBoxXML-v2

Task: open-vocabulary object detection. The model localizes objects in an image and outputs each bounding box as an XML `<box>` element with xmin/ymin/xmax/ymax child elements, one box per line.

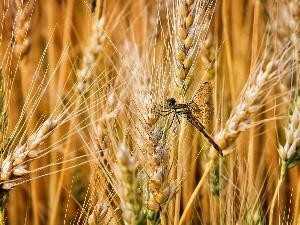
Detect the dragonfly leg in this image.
<box><xmin>162</xmin><ymin>113</ymin><xmax>175</xmax><ymax>132</ymax></box>
<box><xmin>155</xmin><ymin>109</ymin><xmax>173</xmax><ymax>117</ymax></box>
<box><xmin>155</xmin><ymin>103</ymin><xmax>172</xmax><ymax>113</ymax></box>
<box><xmin>173</xmin><ymin>114</ymin><xmax>181</xmax><ymax>132</ymax></box>
<box><xmin>163</xmin><ymin>112</ymin><xmax>182</xmax><ymax>133</ymax></box>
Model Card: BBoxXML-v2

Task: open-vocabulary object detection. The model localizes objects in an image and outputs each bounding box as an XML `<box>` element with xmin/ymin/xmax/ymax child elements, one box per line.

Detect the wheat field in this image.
<box><xmin>0</xmin><ymin>0</ymin><xmax>299</xmax><ymax>224</ymax></box>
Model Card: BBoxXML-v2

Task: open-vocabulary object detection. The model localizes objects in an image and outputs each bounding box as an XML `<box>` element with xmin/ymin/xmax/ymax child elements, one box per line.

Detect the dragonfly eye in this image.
<box><xmin>166</xmin><ymin>98</ymin><xmax>176</xmax><ymax>109</ymax></box>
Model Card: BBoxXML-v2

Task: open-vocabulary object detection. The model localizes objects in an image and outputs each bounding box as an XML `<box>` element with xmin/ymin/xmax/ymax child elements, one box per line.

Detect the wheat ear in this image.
<box><xmin>213</xmin><ymin>60</ymin><xmax>278</xmax><ymax>157</ymax></box>
<box><xmin>0</xmin><ymin>118</ymin><xmax>57</xmax><ymax>222</ymax></box>
<box><xmin>143</xmin><ymin>120</ymin><xmax>177</xmax><ymax>225</ymax></box>
<box><xmin>174</xmin><ymin>0</ymin><xmax>196</xmax><ymax>94</ymax></box>
<box><xmin>0</xmin><ymin>119</ymin><xmax>58</xmax><ymax>189</ymax></box>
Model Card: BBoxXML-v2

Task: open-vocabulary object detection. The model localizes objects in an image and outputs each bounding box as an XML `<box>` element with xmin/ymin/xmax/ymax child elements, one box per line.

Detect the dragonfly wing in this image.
<box><xmin>190</xmin><ymin>82</ymin><xmax>213</xmax><ymax>105</ymax></box>
<box><xmin>188</xmin><ymin>101</ymin><xmax>214</xmax><ymax>124</ymax></box>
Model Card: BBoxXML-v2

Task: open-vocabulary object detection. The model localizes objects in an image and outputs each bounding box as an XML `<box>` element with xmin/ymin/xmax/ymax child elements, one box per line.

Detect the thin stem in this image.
<box><xmin>174</xmin><ymin>120</ymin><xmax>186</xmax><ymax>225</ymax></box>
<box><xmin>269</xmin><ymin>178</ymin><xmax>284</xmax><ymax>225</ymax></box>
<box><xmin>269</xmin><ymin>162</ymin><xmax>287</xmax><ymax>225</ymax></box>
<box><xmin>179</xmin><ymin>159</ymin><xmax>213</xmax><ymax>224</ymax></box>
<box><xmin>292</xmin><ymin>177</ymin><xmax>300</xmax><ymax>225</ymax></box>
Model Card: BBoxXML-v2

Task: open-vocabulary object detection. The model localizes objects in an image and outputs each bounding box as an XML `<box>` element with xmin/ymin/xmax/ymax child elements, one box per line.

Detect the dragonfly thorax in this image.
<box><xmin>166</xmin><ymin>98</ymin><xmax>177</xmax><ymax>109</ymax></box>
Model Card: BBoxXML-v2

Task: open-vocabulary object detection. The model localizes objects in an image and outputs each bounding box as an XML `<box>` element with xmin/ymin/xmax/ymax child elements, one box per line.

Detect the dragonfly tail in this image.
<box><xmin>200</xmin><ymin>129</ymin><xmax>223</xmax><ymax>156</ymax></box>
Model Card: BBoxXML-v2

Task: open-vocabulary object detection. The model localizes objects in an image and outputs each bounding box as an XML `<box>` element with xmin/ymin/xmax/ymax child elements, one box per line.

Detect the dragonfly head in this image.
<box><xmin>166</xmin><ymin>98</ymin><xmax>176</xmax><ymax>109</ymax></box>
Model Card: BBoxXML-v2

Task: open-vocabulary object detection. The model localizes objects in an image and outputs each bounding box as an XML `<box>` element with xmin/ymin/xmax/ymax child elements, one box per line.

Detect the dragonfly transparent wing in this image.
<box><xmin>188</xmin><ymin>101</ymin><xmax>214</xmax><ymax>124</ymax></box>
<box><xmin>190</xmin><ymin>82</ymin><xmax>213</xmax><ymax>106</ymax></box>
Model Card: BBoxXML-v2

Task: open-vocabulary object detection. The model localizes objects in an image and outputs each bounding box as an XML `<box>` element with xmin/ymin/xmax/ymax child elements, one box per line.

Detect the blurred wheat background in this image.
<box><xmin>0</xmin><ymin>0</ymin><xmax>299</xmax><ymax>224</ymax></box>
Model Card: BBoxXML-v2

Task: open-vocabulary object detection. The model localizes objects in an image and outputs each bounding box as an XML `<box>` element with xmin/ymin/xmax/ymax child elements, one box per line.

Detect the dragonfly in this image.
<box><xmin>161</xmin><ymin>82</ymin><xmax>223</xmax><ymax>156</ymax></box>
